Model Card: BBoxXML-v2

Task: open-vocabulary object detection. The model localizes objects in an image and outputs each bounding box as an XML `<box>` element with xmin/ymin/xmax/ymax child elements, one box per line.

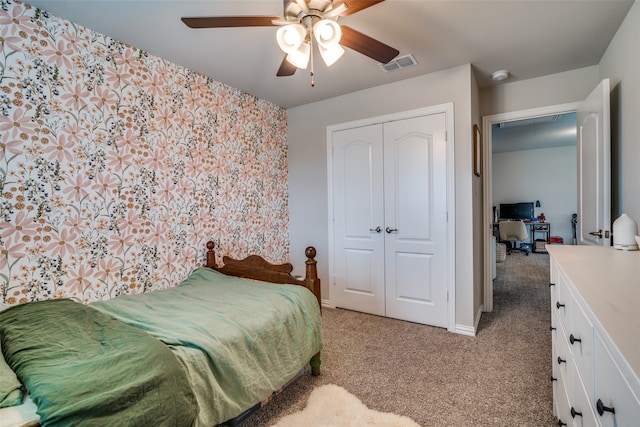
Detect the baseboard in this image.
<box><xmin>324</xmin><ymin>301</ymin><xmax>481</xmax><ymax>337</ymax></box>
<box><xmin>475</xmin><ymin>305</ymin><xmax>484</xmax><ymax>331</ymax></box>
<box><xmin>454</xmin><ymin>323</ymin><xmax>476</xmax><ymax>336</ymax></box>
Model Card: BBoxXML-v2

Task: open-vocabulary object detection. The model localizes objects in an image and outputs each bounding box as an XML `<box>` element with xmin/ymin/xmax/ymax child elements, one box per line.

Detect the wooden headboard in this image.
<box><xmin>204</xmin><ymin>241</ymin><xmax>321</xmax><ymax>309</ymax></box>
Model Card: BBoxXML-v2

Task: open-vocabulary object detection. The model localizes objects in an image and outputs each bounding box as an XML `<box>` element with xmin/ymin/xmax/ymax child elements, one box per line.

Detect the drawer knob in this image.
<box><xmin>596</xmin><ymin>399</ymin><xmax>615</xmax><ymax>416</ymax></box>
<box><xmin>558</xmin><ymin>420</ymin><xmax>567</xmax><ymax>426</ymax></box>
<box><xmin>569</xmin><ymin>334</ymin><xmax>582</xmax><ymax>345</ymax></box>
<box><xmin>549</xmin><ymin>283</ymin><xmax>555</xmax><ymax>287</ymax></box>
<box><xmin>557</xmin><ymin>356</ymin><xmax>566</xmax><ymax>365</ymax></box>
<box><xmin>556</xmin><ymin>301</ymin><xmax>565</xmax><ymax>309</ymax></box>
<box><xmin>550</xmin><ymin>376</ymin><xmax>557</xmax><ymax>382</ymax></box>
<box><xmin>571</xmin><ymin>407</ymin><xmax>583</xmax><ymax>418</ymax></box>
<box><xmin>550</xmin><ymin>325</ymin><xmax>556</xmax><ymax>331</ymax></box>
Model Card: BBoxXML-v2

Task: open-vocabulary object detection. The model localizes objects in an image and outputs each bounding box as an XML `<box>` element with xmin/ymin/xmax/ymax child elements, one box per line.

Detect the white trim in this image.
<box><xmin>445</xmin><ymin>104</ymin><xmax>456</xmax><ymax>333</ymax></box>
<box><xmin>481</xmin><ymin>102</ymin><xmax>580</xmax><ymax>312</ymax></box>
<box><xmin>455</xmin><ymin>304</ymin><xmax>483</xmax><ymax>336</ymax></box>
<box><xmin>321</xmin><ymin>299</ymin><xmax>334</xmax><ymax>309</ymax></box>
<box><xmin>326</xmin><ymin>127</ymin><xmax>334</xmax><ymax>307</ymax></box>
<box><xmin>455</xmin><ymin>323</ymin><xmax>476</xmax><ymax>337</ymax></box>
<box><xmin>474</xmin><ymin>304</ymin><xmax>483</xmax><ymax>332</ymax></box>
<box><xmin>326</xmin><ymin>103</ymin><xmax>456</xmax><ymax>331</ymax></box>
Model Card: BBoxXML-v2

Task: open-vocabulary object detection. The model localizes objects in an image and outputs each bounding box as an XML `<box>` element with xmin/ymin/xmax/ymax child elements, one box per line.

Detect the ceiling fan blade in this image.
<box><xmin>181</xmin><ymin>16</ymin><xmax>281</xmax><ymax>28</ymax></box>
<box><xmin>276</xmin><ymin>56</ymin><xmax>297</xmax><ymax>77</ymax></box>
<box><xmin>340</xmin><ymin>25</ymin><xmax>399</xmax><ymax>64</ymax></box>
<box><xmin>336</xmin><ymin>0</ymin><xmax>385</xmax><ymax>17</ymax></box>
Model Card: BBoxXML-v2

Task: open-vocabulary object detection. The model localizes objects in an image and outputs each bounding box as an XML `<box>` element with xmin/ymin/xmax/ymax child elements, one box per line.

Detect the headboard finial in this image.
<box><xmin>205</xmin><ymin>240</ymin><xmax>216</xmax><ymax>268</ymax></box>
<box><xmin>305</xmin><ymin>246</ymin><xmax>316</xmax><ymax>259</ymax></box>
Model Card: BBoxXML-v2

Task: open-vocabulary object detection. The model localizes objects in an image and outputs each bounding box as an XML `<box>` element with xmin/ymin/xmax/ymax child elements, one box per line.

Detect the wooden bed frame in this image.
<box><xmin>0</xmin><ymin>242</ymin><xmax>322</xmax><ymax>427</ymax></box>
<box><xmin>204</xmin><ymin>240</ymin><xmax>322</xmax><ymax>376</ymax></box>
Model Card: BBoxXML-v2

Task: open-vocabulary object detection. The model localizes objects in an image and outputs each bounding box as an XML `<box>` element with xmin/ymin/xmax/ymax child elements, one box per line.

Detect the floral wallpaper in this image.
<box><xmin>0</xmin><ymin>0</ymin><xmax>290</xmax><ymax>305</ymax></box>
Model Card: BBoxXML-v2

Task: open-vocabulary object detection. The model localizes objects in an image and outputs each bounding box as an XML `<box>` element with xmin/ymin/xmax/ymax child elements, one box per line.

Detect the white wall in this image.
<box><xmin>287</xmin><ymin>0</ymin><xmax>640</xmax><ymax>331</ymax></box>
<box><xmin>482</xmin><ymin>0</ymin><xmax>640</xmax><ymax>238</ymax></box>
<box><xmin>493</xmin><ymin>146</ymin><xmax>577</xmax><ymax>245</ymax></box>
<box><xmin>288</xmin><ymin>64</ymin><xmax>477</xmax><ymax>330</ymax></box>
<box><xmin>599</xmin><ymin>1</ymin><xmax>640</xmax><ymax>226</ymax></box>
<box><xmin>480</xmin><ymin>66</ymin><xmax>600</xmax><ymax>117</ymax></box>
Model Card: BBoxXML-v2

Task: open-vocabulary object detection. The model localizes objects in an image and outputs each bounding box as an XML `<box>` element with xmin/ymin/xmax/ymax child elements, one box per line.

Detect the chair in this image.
<box><xmin>498</xmin><ymin>220</ymin><xmax>529</xmax><ymax>256</ymax></box>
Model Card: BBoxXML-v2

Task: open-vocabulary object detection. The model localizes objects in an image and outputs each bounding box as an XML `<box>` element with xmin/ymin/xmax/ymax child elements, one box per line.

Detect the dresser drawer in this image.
<box><xmin>554</xmin><ymin>371</ymin><xmax>571</xmax><ymax>427</ymax></box>
<box><xmin>567</xmin><ymin>293</ymin><xmax>594</xmax><ymax>402</ymax></box>
<box><xmin>569</xmin><ymin>359</ymin><xmax>598</xmax><ymax>427</ymax></box>
<box><xmin>593</xmin><ymin>331</ymin><xmax>640</xmax><ymax>427</ymax></box>
<box><xmin>549</xmin><ymin>256</ymin><xmax>559</xmax><ymax>305</ymax></box>
<box><xmin>554</xmin><ymin>311</ymin><xmax>572</xmax><ymax>389</ymax></box>
<box><xmin>553</xmin><ymin>272</ymin><xmax>571</xmax><ymax>334</ymax></box>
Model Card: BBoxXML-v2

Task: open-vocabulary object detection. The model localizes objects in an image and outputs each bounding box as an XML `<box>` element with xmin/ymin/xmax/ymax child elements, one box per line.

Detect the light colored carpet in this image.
<box><xmin>271</xmin><ymin>384</ymin><xmax>421</xmax><ymax>427</ymax></box>
<box><xmin>245</xmin><ymin>252</ymin><xmax>555</xmax><ymax>426</ymax></box>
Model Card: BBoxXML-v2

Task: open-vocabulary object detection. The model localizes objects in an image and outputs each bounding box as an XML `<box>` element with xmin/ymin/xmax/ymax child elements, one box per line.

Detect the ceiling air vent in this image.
<box><xmin>379</xmin><ymin>54</ymin><xmax>418</xmax><ymax>72</ymax></box>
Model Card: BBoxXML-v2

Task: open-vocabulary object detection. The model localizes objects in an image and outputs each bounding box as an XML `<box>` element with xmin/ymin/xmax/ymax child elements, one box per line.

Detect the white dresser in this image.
<box><xmin>548</xmin><ymin>245</ymin><xmax>640</xmax><ymax>427</ymax></box>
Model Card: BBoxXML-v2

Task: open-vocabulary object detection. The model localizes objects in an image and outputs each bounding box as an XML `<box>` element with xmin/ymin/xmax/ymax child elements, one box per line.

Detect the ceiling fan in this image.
<box><xmin>181</xmin><ymin>0</ymin><xmax>399</xmax><ymax>85</ymax></box>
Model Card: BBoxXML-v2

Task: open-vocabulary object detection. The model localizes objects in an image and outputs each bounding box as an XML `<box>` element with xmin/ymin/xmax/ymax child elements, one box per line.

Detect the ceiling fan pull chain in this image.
<box><xmin>310</xmin><ymin>32</ymin><xmax>315</xmax><ymax>87</ymax></box>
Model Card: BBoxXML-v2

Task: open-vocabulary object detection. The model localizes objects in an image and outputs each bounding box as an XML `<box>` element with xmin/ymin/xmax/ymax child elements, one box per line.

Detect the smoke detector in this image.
<box><xmin>491</xmin><ymin>70</ymin><xmax>510</xmax><ymax>81</ymax></box>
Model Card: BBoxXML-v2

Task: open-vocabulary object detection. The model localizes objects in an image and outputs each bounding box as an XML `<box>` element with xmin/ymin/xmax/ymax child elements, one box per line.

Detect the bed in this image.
<box><xmin>0</xmin><ymin>242</ymin><xmax>322</xmax><ymax>427</ymax></box>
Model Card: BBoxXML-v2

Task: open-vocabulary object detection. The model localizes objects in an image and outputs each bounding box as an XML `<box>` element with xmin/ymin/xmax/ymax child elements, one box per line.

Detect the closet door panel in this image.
<box><xmin>332</xmin><ymin>124</ymin><xmax>386</xmax><ymax>316</ymax></box>
<box><xmin>383</xmin><ymin>113</ymin><xmax>448</xmax><ymax>327</ymax></box>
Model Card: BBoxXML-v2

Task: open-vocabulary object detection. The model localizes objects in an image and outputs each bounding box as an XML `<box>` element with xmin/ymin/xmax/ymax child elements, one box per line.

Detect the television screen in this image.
<box><xmin>499</xmin><ymin>202</ymin><xmax>534</xmax><ymax>221</ymax></box>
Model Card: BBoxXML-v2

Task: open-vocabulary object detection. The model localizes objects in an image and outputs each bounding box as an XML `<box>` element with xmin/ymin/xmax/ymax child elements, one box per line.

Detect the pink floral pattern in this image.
<box><xmin>0</xmin><ymin>1</ymin><xmax>290</xmax><ymax>305</ymax></box>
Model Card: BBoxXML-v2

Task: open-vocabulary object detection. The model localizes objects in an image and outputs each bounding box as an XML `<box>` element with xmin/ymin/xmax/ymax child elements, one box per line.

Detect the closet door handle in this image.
<box><xmin>385</xmin><ymin>227</ymin><xmax>398</xmax><ymax>233</ymax></box>
<box><xmin>369</xmin><ymin>226</ymin><xmax>382</xmax><ymax>233</ymax></box>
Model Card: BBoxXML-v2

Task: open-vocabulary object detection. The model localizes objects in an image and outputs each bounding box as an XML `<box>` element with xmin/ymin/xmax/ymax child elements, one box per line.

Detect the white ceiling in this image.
<box><xmin>25</xmin><ymin>0</ymin><xmax>634</xmax><ymax>109</ymax></box>
<box><xmin>492</xmin><ymin>113</ymin><xmax>577</xmax><ymax>153</ymax></box>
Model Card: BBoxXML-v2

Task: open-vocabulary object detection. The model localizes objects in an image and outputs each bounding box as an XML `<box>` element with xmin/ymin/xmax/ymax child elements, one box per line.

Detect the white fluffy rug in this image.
<box><xmin>271</xmin><ymin>384</ymin><xmax>421</xmax><ymax>427</ymax></box>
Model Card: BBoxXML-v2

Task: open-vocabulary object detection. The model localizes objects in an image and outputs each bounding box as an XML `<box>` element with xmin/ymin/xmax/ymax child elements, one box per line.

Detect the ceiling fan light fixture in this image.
<box><xmin>286</xmin><ymin>42</ymin><xmax>311</xmax><ymax>69</ymax></box>
<box><xmin>313</xmin><ymin>19</ymin><xmax>341</xmax><ymax>48</ymax></box>
<box><xmin>182</xmin><ymin>0</ymin><xmax>399</xmax><ymax>83</ymax></box>
<box><xmin>319</xmin><ymin>43</ymin><xmax>345</xmax><ymax>66</ymax></box>
<box><xmin>276</xmin><ymin>24</ymin><xmax>307</xmax><ymax>54</ymax></box>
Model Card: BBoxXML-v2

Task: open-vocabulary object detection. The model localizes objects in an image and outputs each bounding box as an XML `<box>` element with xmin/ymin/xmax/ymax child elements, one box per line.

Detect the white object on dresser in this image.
<box><xmin>548</xmin><ymin>245</ymin><xmax>640</xmax><ymax>427</ymax></box>
<box><xmin>612</xmin><ymin>213</ymin><xmax>639</xmax><ymax>250</ymax></box>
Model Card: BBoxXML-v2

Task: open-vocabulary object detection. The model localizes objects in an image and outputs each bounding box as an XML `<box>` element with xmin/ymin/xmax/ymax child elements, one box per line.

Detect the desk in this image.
<box><xmin>493</xmin><ymin>221</ymin><xmax>551</xmax><ymax>253</ymax></box>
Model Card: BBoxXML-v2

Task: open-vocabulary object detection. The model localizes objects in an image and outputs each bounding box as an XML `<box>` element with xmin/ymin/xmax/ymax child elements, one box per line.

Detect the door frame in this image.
<box><xmin>327</xmin><ymin>103</ymin><xmax>456</xmax><ymax>331</ymax></box>
<box><xmin>482</xmin><ymin>102</ymin><xmax>579</xmax><ymax>312</ymax></box>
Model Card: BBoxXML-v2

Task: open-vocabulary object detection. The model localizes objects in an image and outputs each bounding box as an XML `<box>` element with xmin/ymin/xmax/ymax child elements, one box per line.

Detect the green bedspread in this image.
<box><xmin>91</xmin><ymin>267</ymin><xmax>323</xmax><ymax>426</ymax></box>
<box><xmin>0</xmin><ymin>299</ymin><xmax>198</xmax><ymax>426</ymax></box>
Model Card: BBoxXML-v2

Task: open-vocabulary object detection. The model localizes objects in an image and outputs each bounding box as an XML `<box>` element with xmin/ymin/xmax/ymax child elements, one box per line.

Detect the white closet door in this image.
<box><xmin>383</xmin><ymin>113</ymin><xmax>448</xmax><ymax>327</ymax></box>
<box><xmin>332</xmin><ymin>124</ymin><xmax>386</xmax><ymax>316</ymax></box>
<box><xmin>331</xmin><ymin>112</ymin><xmax>449</xmax><ymax>328</ymax></box>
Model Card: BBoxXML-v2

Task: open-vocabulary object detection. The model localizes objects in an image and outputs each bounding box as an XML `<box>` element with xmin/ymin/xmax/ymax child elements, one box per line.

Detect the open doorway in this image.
<box><xmin>492</xmin><ymin>112</ymin><xmax>577</xmax><ymax>248</ymax></box>
<box><xmin>481</xmin><ymin>102</ymin><xmax>579</xmax><ymax>312</ymax></box>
